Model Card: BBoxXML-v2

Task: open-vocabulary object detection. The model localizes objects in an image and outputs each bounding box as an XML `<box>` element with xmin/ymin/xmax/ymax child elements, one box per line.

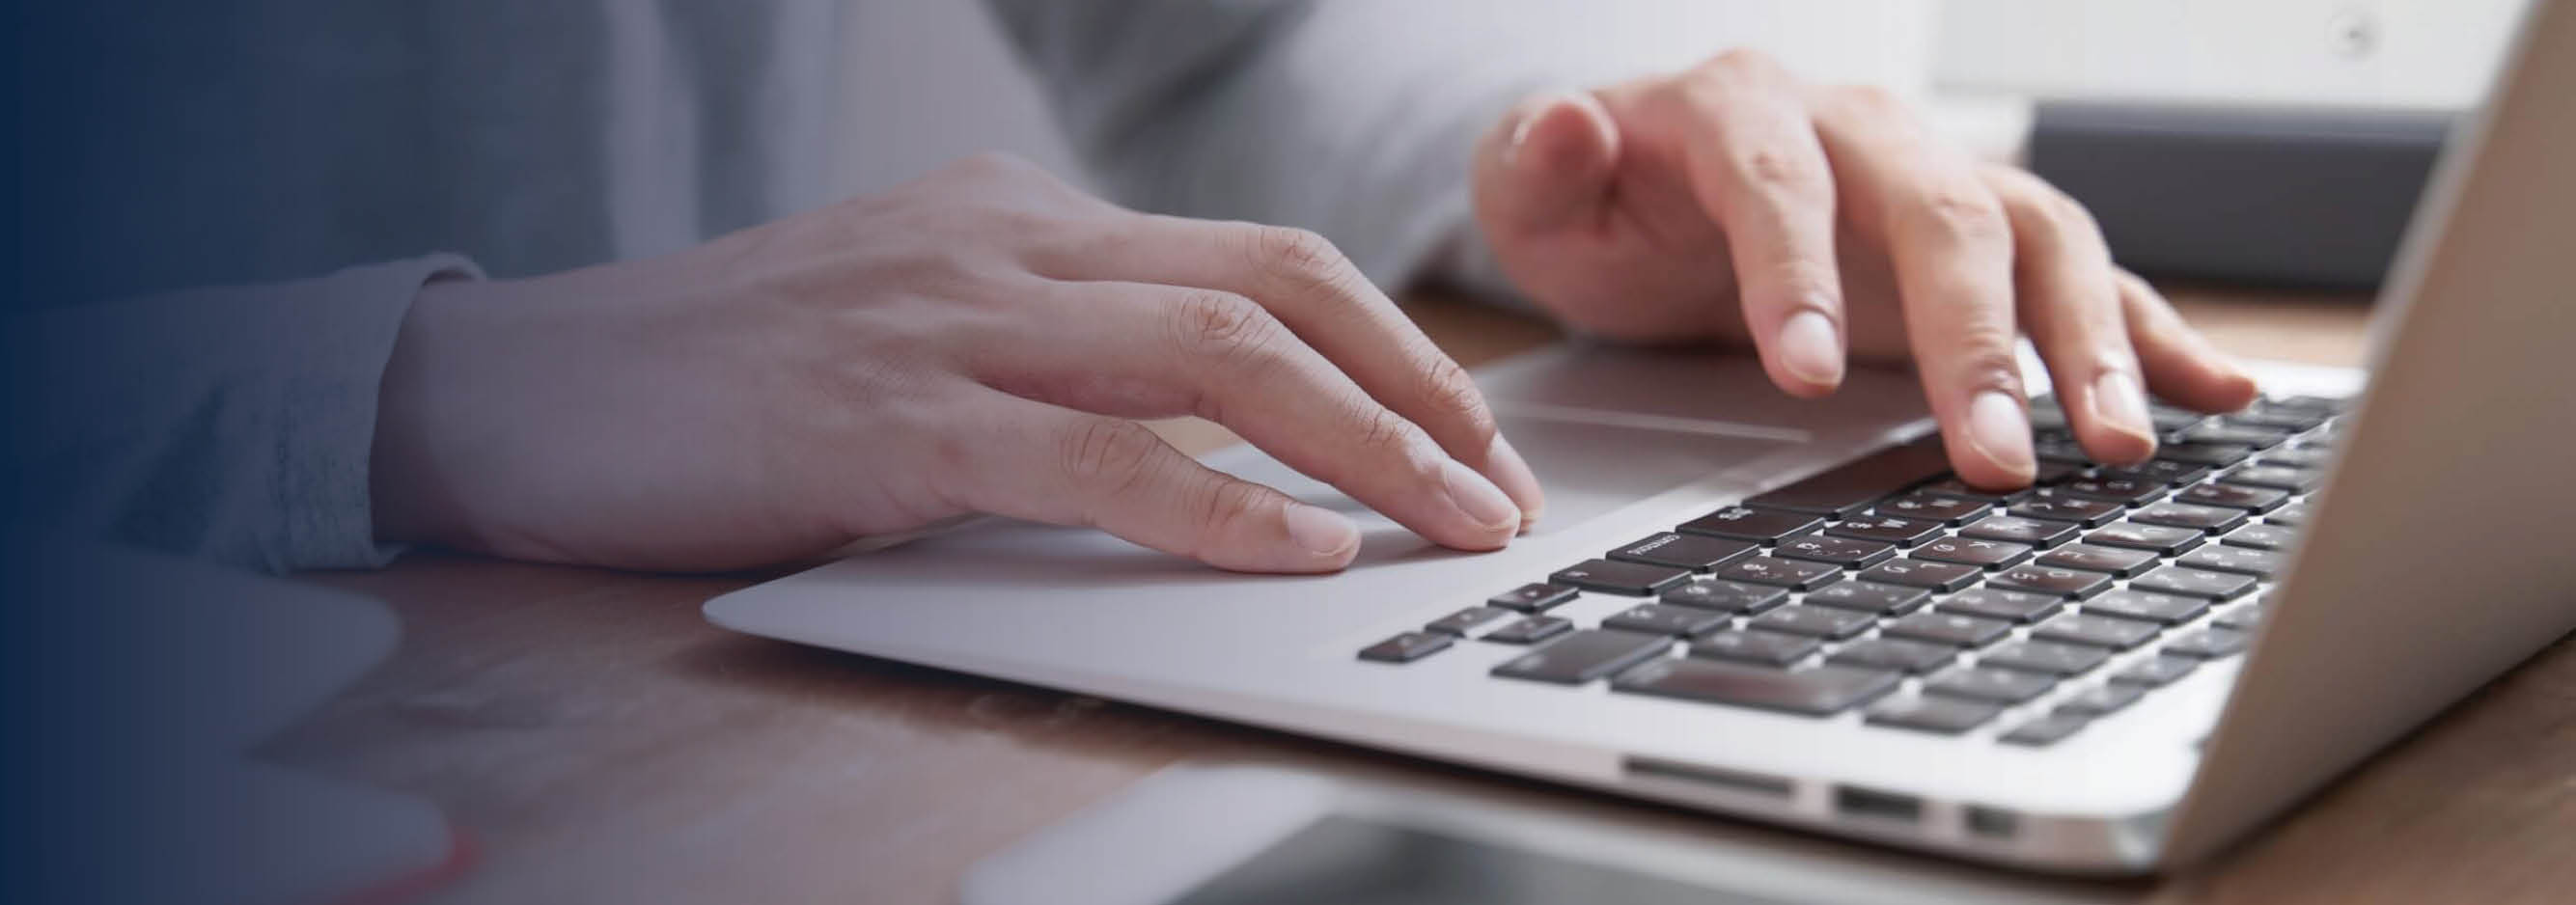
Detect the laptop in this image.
<box><xmin>706</xmin><ymin>0</ymin><xmax>2576</xmax><ymax>874</ymax></box>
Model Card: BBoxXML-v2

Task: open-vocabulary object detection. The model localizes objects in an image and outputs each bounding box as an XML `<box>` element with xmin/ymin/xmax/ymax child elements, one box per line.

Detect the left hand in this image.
<box><xmin>1470</xmin><ymin>50</ymin><xmax>2259</xmax><ymax>489</ymax></box>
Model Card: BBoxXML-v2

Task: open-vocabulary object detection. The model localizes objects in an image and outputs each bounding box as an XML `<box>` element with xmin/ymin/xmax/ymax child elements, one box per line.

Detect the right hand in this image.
<box><xmin>371</xmin><ymin>154</ymin><xmax>1542</xmax><ymax>573</ymax></box>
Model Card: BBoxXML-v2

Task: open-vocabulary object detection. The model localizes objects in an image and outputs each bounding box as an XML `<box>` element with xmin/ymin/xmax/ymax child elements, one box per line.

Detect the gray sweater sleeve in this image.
<box><xmin>984</xmin><ymin>0</ymin><xmax>1536</xmax><ymax>291</ymax></box>
<box><xmin>4</xmin><ymin>255</ymin><xmax>482</xmax><ymax>573</ymax></box>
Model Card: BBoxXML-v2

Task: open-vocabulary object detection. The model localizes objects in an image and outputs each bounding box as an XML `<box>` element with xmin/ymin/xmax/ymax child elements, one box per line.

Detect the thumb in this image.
<box><xmin>1472</xmin><ymin>91</ymin><xmax>1621</xmax><ymax>237</ymax></box>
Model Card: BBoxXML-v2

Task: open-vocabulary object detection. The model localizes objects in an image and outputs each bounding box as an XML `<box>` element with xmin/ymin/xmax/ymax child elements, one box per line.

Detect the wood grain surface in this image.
<box><xmin>266</xmin><ymin>287</ymin><xmax>2576</xmax><ymax>904</ymax></box>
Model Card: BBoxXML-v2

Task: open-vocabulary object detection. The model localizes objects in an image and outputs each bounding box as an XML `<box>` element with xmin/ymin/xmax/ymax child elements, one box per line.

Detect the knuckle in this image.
<box><xmin>1166</xmin><ymin>290</ymin><xmax>1286</xmax><ymax>373</ymax></box>
<box><xmin>1246</xmin><ymin>226</ymin><xmax>1346</xmax><ymax>285</ymax></box>
<box><xmin>1830</xmin><ymin>83</ymin><xmax>1908</xmax><ymax>119</ymax></box>
<box><xmin>1355</xmin><ymin>406</ymin><xmax>1426</xmax><ymax>463</ymax></box>
<box><xmin>1415</xmin><ymin>353</ymin><xmax>1497</xmax><ymax>439</ymax></box>
<box><xmin>1906</xmin><ymin>183</ymin><xmax>2011</xmax><ymax>245</ymax></box>
<box><xmin>1192</xmin><ymin>478</ymin><xmax>1269</xmax><ymax>539</ymax></box>
<box><xmin>1736</xmin><ymin>146</ymin><xmax>1829</xmax><ymax>196</ymax></box>
<box><xmin>1056</xmin><ymin>419</ymin><xmax>1165</xmax><ymax>496</ymax></box>
<box><xmin>1697</xmin><ymin>47</ymin><xmax>1785</xmax><ymax>82</ymax></box>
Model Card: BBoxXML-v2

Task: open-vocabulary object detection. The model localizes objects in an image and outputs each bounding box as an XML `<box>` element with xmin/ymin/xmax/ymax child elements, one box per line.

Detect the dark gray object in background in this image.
<box><xmin>2028</xmin><ymin>101</ymin><xmax>2454</xmax><ymax>290</ymax></box>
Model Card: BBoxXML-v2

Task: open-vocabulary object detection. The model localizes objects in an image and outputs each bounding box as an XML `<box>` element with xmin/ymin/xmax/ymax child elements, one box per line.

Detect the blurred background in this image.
<box><xmin>834</xmin><ymin>0</ymin><xmax>2527</xmax><ymax>196</ymax></box>
<box><xmin>845</xmin><ymin>0</ymin><xmax>2528</xmax><ymax>288</ymax></box>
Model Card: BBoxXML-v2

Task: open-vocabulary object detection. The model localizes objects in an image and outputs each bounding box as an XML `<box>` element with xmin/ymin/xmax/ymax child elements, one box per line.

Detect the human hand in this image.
<box><xmin>372</xmin><ymin>154</ymin><xmax>1540</xmax><ymax>573</ymax></box>
<box><xmin>1470</xmin><ymin>50</ymin><xmax>2259</xmax><ymax>489</ymax></box>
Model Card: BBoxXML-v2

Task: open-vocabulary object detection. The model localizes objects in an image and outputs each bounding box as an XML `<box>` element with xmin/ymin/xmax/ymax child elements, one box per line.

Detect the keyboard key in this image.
<box><xmin>1612</xmin><ymin>658</ymin><xmax>1901</xmax><ymax>715</ymax></box>
<box><xmin>1989</xmin><ymin>564</ymin><xmax>2115</xmax><ymax>598</ymax></box>
<box><xmin>2057</xmin><ymin>476</ymin><xmax>2168</xmax><ymax>506</ymax></box>
<box><xmin>2149</xmin><ymin>405</ymin><xmax>2210</xmax><ymax>431</ymax></box>
<box><xmin>1750</xmin><ymin>605</ymin><xmax>1877</xmax><ymax>640</ymax></box>
<box><xmin>1961</xmin><ymin>514</ymin><xmax>2081</xmax><ymax>549</ymax></box>
<box><xmin>1867</xmin><ymin>696</ymin><xmax>2005</xmax><ymax>734</ymax></box>
<box><xmin>1551</xmin><ymin>559</ymin><xmax>1692</xmax><ymax>595</ymax></box>
<box><xmin>2085</xmin><ymin>522</ymin><xmax>2207</xmax><ymax>556</ymax></box>
<box><xmin>2008</xmin><ymin>496</ymin><xmax>2124</xmax><ymax>527</ymax></box>
<box><xmin>1855</xmin><ymin>558</ymin><xmax>1982</xmax><ymax>591</ymax></box>
<box><xmin>2155</xmin><ymin>441</ymin><xmax>2255</xmax><ymax>467</ymax></box>
<box><xmin>1677</xmin><ymin>506</ymin><xmax>1822</xmax><ymax>543</ymax></box>
<box><xmin>2225</xmin><ymin>465</ymin><xmax>2324</xmax><ymax>491</ymax></box>
<box><xmin>1914</xmin><ymin>535</ymin><xmax>2034</xmax><ymax>570</ymax></box>
<box><xmin>2032</xmin><ymin>613</ymin><xmax>2162</xmax><ymax>649</ymax></box>
<box><xmin>1481</xmin><ymin>616</ymin><xmax>1574</xmax><ymax>644</ymax></box>
<box><xmin>1690</xmin><ymin>630</ymin><xmax>1822</xmax><ymax>667</ymax></box>
<box><xmin>2028</xmin><ymin>397</ymin><xmax>2068</xmax><ymax>430</ymax></box>
<box><xmin>2179</xmin><ymin>545</ymin><xmax>2285</xmax><ymax>577</ymax></box>
<box><xmin>1775</xmin><ymin>533</ymin><xmax>1898</xmax><ymax>567</ymax></box>
<box><xmin>1709</xmin><ymin>555</ymin><xmax>1844</xmax><ymax>590</ymax></box>
<box><xmin>1825</xmin><ymin>514</ymin><xmax>1945</xmax><ymax>547</ymax></box>
<box><xmin>2165</xmin><ymin>626</ymin><xmax>2254</xmax><ymax>659</ymax></box>
<box><xmin>2036</xmin><ymin>542</ymin><xmax>2159</xmax><ymax>577</ymax></box>
<box><xmin>2111</xmin><ymin>656</ymin><xmax>2201</xmax><ymax>687</ymax></box>
<box><xmin>1830</xmin><ymin>637</ymin><xmax>1959</xmax><ymax>673</ymax></box>
<box><xmin>2213</xmin><ymin>601</ymin><xmax>2269</xmax><ymax>630</ymax></box>
<box><xmin>1609</xmin><ymin>533</ymin><xmax>1759</xmax><ymax>570</ymax></box>
<box><xmin>1882</xmin><ymin>611</ymin><xmax>2015</xmax><ymax>647</ymax></box>
<box><xmin>2085</xmin><ymin>589</ymin><xmax>2211</xmax><ymax>624</ymax></box>
<box><xmin>2259</xmin><ymin>448</ymin><xmax>2335</xmax><ymax>470</ymax></box>
<box><xmin>2130</xmin><ymin>501</ymin><xmax>2250</xmax><ymax>534</ymax></box>
<box><xmin>2222</xmin><ymin>523</ymin><xmax>2299</xmax><ymax>550</ymax></box>
<box><xmin>1491</xmin><ymin>630</ymin><xmax>1672</xmax><ymax>684</ymax></box>
<box><xmin>1919</xmin><ymin>464</ymin><xmax>2075</xmax><ymax>503</ymax></box>
<box><xmin>1358</xmin><ymin>631</ymin><xmax>1452</xmax><ymax>663</ymax></box>
<box><xmin>1603</xmin><ymin>603</ymin><xmax>1732</xmax><ymax>638</ymax></box>
<box><xmin>2177</xmin><ymin>482</ymin><xmax>2288</xmax><ymax>512</ymax></box>
<box><xmin>2054</xmin><ymin>683</ymin><xmax>2146</xmax><ymax>717</ymax></box>
<box><xmin>2129</xmin><ymin>565</ymin><xmax>2258</xmax><ymax>600</ymax></box>
<box><xmin>1925</xmin><ymin>666</ymin><xmax>2058</xmax><ymax>704</ymax></box>
<box><xmin>2273</xmin><ymin>395</ymin><xmax>2348</xmax><ymax>414</ymax></box>
<box><xmin>1937</xmin><ymin>588</ymin><xmax>2065</xmax><ymax>622</ymax></box>
<box><xmin>2228</xmin><ymin>403</ymin><xmax>2330</xmax><ymax>432</ymax></box>
<box><xmin>1745</xmin><ymin>437</ymin><xmax>1951</xmax><ymax>516</ymax></box>
<box><xmin>1803</xmin><ymin>580</ymin><xmax>1932</xmax><ymax>616</ymax></box>
<box><xmin>2032</xmin><ymin>434</ymin><xmax>2096</xmax><ymax>465</ymax></box>
<box><xmin>1660</xmin><ymin>578</ymin><xmax>1790</xmax><ymax>614</ymax></box>
<box><xmin>2105</xmin><ymin>459</ymin><xmax>2210</xmax><ymax>486</ymax></box>
<box><xmin>1488</xmin><ymin>583</ymin><xmax>1578</xmax><ymax>613</ymax></box>
<box><xmin>2178</xmin><ymin>423</ymin><xmax>2291</xmax><ymax>448</ymax></box>
<box><xmin>1872</xmin><ymin>493</ymin><xmax>1991</xmax><ymax>525</ymax></box>
<box><xmin>2266</xmin><ymin>500</ymin><xmax>2314</xmax><ymax>526</ymax></box>
<box><xmin>1426</xmin><ymin>606</ymin><xmax>1514</xmax><ymax>637</ymax></box>
<box><xmin>1980</xmin><ymin>640</ymin><xmax>2112</xmax><ymax>675</ymax></box>
<box><xmin>2001</xmin><ymin>714</ymin><xmax>2091</xmax><ymax>746</ymax></box>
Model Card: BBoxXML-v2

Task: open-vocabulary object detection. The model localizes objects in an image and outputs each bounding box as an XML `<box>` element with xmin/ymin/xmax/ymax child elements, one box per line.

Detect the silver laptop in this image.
<box><xmin>707</xmin><ymin>0</ymin><xmax>2576</xmax><ymax>874</ymax></box>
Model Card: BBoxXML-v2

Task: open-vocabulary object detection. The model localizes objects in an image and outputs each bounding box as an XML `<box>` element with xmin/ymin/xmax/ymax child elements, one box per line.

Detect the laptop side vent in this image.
<box><xmin>1620</xmin><ymin>756</ymin><xmax>1794</xmax><ymax>801</ymax></box>
<box><xmin>1832</xmin><ymin>785</ymin><xmax>1924</xmax><ymax>824</ymax></box>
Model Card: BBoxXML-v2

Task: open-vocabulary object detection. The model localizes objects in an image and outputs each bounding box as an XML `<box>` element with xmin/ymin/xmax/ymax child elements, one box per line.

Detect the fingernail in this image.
<box><xmin>1485</xmin><ymin>435</ymin><xmax>1544</xmax><ymax>532</ymax></box>
<box><xmin>1283</xmin><ymin>503</ymin><xmax>1360</xmax><ymax>559</ymax></box>
<box><xmin>1967</xmin><ymin>391</ymin><xmax>2036</xmax><ymax>475</ymax></box>
<box><xmin>1442</xmin><ymin>457</ymin><xmax>1523</xmax><ymax>533</ymax></box>
<box><xmin>2091</xmin><ymin>370</ymin><xmax>2154</xmax><ymax>441</ymax></box>
<box><xmin>1776</xmin><ymin>311</ymin><xmax>1843</xmax><ymax>387</ymax></box>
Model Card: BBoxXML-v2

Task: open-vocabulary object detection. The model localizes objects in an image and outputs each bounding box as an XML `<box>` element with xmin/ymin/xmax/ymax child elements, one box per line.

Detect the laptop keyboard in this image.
<box><xmin>1357</xmin><ymin>394</ymin><xmax>2348</xmax><ymax>746</ymax></box>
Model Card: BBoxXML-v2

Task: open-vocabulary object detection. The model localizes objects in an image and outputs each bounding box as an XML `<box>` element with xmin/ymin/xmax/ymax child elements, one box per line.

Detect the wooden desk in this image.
<box><xmin>270</xmin><ymin>288</ymin><xmax>2576</xmax><ymax>904</ymax></box>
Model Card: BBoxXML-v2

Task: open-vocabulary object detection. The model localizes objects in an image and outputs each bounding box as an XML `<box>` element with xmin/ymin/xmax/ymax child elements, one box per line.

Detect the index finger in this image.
<box><xmin>1810</xmin><ymin>86</ymin><xmax>2036</xmax><ymax>489</ymax></box>
<box><xmin>1032</xmin><ymin>216</ymin><xmax>1547</xmax><ymax>529</ymax></box>
<box><xmin>1660</xmin><ymin>50</ymin><xmax>1849</xmax><ymax>397</ymax></box>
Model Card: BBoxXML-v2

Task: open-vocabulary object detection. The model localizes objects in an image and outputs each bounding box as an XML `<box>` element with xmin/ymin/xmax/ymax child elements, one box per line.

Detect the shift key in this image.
<box><xmin>1492</xmin><ymin>630</ymin><xmax>1672</xmax><ymax>685</ymax></box>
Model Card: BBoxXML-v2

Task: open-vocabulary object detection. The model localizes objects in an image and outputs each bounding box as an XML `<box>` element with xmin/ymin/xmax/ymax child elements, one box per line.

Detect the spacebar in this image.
<box><xmin>1612</xmin><ymin>658</ymin><xmax>1899</xmax><ymax>716</ymax></box>
<box><xmin>1743</xmin><ymin>436</ymin><xmax>1950</xmax><ymax>517</ymax></box>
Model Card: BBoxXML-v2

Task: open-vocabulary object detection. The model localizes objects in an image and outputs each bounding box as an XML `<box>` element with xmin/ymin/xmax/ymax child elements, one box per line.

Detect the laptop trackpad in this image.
<box><xmin>1225</xmin><ymin>410</ymin><xmax>1795</xmax><ymax>558</ymax></box>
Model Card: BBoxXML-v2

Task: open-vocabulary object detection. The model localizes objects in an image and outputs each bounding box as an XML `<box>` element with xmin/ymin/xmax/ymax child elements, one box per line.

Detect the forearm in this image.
<box><xmin>2</xmin><ymin>255</ymin><xmax>482</xmax><ymax>572</ymax></box>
